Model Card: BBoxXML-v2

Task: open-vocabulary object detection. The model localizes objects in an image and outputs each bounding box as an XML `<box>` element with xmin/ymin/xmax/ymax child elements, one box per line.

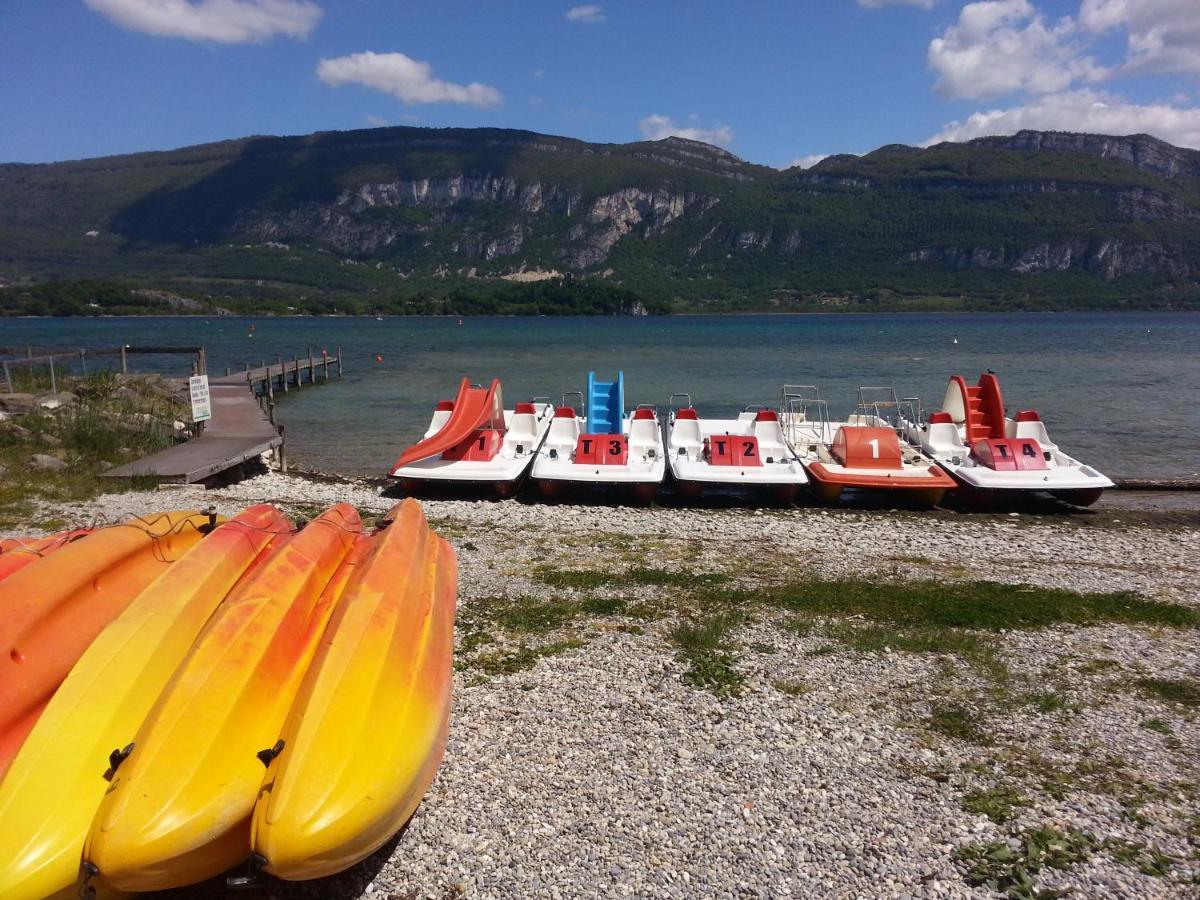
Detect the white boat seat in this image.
<box><xmin>628</xmin><ymin>411</ymin><xmax>660</xmax><ymax>455</ymax></box>
<box><xmin>670</xmin><ymin>415</ymin><xmax>703</xmax><ymax>453</ymax></box>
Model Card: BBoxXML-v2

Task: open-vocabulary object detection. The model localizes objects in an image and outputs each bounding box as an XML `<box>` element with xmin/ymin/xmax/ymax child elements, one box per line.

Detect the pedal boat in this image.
<box><xmin>389</xmin><ymin>378</ymin><xmax>553</xmax><ymax>498</ymax></box>
<box><xmin>900</xmin><ymin>373</ymin><xmax>1114</xmax><ymax>507</ymax></box>
<box><xmin>664</xmin><ymin>395</ymin><xmax>808</xmax><ymax>502</ymax></box>
<box><xmin>782</xmin><ymin>385</ymin><xmax>954</xmax><ymax>506</ymax></box>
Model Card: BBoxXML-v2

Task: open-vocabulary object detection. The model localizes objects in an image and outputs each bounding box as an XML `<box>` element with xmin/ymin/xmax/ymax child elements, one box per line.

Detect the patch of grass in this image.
<box><xmin>749</xmin><ymin>641</ymin><xmax>777</xmax><ymax>654</ymax></box>
<box><xmin>826</xmin><ymin>623</ymin><xmax>1008</xmax><ymax>679</ymax></box>
<box><xmin>1139</xmin><ymin>717</ymin><xmax>1173</xmax><ymax>735</ymax></box>
<box><xmin>579</xmin><ymin>596</ymin><xmax>627</xmax><ymax>616</ymax></box>
<box><xmin>669</xmin><ymin>612</ymin><xmax>744</xmax><ymax>697</ymax></box>
<box><xmin>490</xmin><ymin>597</ymin><xmax>579</xmax><ymax>634</ymax></box>
<box><xmin>766</xmin><ymin>578</ymin><xmax>1198</xmax><ymax>631</ymax></box>
<box><xmin>1135</xmin><ymin>677</ymin><xmax>1200</xmax><ymax>707</ymax></box>
<box><xmin>772</xmin><ymin>678</ymin><xmax>808</xmax><ymax>696</ymax></box>
<box><xmin>471</xmin><ymin>639</ymin><xmax>586</xmax><ymax>677</ymax></box>
<box><xmin>1077</xmin><ymin>658</ymin><xmax>1120</xmax><ymax>674</ymax></box>
<box><xmin>957</xmin><ymin>826</ymin><xmax>1098</xmax><ymax>899</ymax></box>
<box><xmin>1107</xmin><ymin>840</ymin><xmax>1174</xmax><ymax>877</ymax></box>
<box><xmin>929</xmin><ymin>702</ymin><xmax>989</xmax><ymax>744</ymax></box>
<box><xmin>531</xmin><ymin>565</ymin><xmax>730</xmax><ymax>593</ymax></box>
<box><xmin>962</xmin><ymin>786</ymin><xmax>1028</xmax><ymax>824</ymax></box>
<box><xmin>1021</xmin><ymin>691</ymin><xmax>1068</xmax><ymax>713</ymax></box>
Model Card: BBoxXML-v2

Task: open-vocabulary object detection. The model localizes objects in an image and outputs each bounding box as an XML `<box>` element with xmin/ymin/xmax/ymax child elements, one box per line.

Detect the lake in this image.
<box><xmin>3</xmin><ymin>313</ymin><xmax>1197</xmax><ymax>478</ymax></box>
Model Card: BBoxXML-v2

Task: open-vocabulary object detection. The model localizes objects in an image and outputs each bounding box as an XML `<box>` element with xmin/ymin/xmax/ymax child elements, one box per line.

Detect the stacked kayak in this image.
<box><xmin>0</xmin><ymin>528</ymin><xmax>90</xmax><ymax>583</ymax></box>
<box><xmin>0</xmin><ymin>510</ymin><xmax>213</xmax><ymax>780</ymax></box>
<box><xmin>0</xmin><ymin>499</ymin><xmax>457</xmax><ymax>898</ymax></box>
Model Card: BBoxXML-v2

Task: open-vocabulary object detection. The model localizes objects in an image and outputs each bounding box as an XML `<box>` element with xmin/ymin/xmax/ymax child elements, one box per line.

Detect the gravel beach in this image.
<box><xmin>10</xmin><ymin>475</ymin><xmax>1200</xmax><ymax>899</ymax></box>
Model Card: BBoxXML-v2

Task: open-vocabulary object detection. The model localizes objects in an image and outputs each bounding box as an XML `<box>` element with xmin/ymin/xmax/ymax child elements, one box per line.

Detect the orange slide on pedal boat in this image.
<box><xmin>390</xmin><ymin>377</ymin><xmax>504</xmax><ymax>471</ymax></box>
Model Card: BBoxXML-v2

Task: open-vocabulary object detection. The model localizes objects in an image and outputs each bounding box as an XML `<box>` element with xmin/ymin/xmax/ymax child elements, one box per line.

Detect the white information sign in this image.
<box><xmin>189</xmin><ymin>374</ymin><xmax>212</xmax><ymax>423</ymax></box>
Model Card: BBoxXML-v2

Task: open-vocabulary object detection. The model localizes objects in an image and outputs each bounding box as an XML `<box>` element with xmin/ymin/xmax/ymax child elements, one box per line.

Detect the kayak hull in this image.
<box><xmin>0</xmin><ymin>505</ymin><xmax>289</xmax><ymax>900</ymax></box>
<box><xmin>84</xmin><ymin>505</ymin><xmax>362</xmax><ymax>893</ymax></box>
<box><xmin>253</xmin><ymin>499</ymin><xmax>457</xmax><ymax>881</ymax></box>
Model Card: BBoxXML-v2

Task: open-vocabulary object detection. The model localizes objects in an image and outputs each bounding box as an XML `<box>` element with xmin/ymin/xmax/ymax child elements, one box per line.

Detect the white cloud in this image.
<box><xmin>364</xmin><ymin>114</ymin><xmax>388</xmax><ymax>127</ymax></box>
<box><xmin>1079</xmin><ymin>0</ymin><xmax>1200</xmax><ymax>75</ymax></box>
<box><xmin>82</xmin><ymin>0</ymin><xmax>321</xmax><ymax>43</ymax></box>
<box><xmin>857</xmin><ymin>0</ymin><xmax>937</xmax><ymax>9</ymax></box>
<box><xmin>565</xmin><ymin>5</ymin><xmax>605</xmax><ymax>23</ymax></box>
<box><xmin>925</xmin><ymin>89</ymin><xmax>1200</xmax><ymax>149</ymax></box>
<box><xmin>786</xmin><ymin>154</ymin><xmax>830</xmax><ymax>169</ymax></box>
<box><xmin>927</xmin><ymin>0</ymin><xmax>1105</xmax><ymax>99</ymax></box>
<box><xmin>316</xmin><ymin>52</ymin><xmax>502</xmax><ymax>107</ymax></box>
<box><xmin>637</xmin><ymin>114</ymin><xmax>733</xmax><ymax>147</ymax></box>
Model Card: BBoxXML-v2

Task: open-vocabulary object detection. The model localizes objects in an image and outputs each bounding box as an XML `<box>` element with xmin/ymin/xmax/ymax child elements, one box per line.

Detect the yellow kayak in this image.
<box><xmin>84</xmin><ymin>504</ymin><xmax>362</xmax><ymax>893</ymax></box>
<box><xmin>0</xmin><ymin>504</ymin><xmax>291</xmax><ymax>900</ymax></box>
<box><xmin>252</xmin><ymin>499</ymin><xmax>457</xmax><ymax>880</ymax></box>
<box><xmin>0</xmin><ymin>510</ymin><xmax>209</xmax><ymax>758</ymax></box>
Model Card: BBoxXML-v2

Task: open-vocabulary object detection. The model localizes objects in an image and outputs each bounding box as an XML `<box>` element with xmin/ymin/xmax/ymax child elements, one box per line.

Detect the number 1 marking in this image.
<box><xmin>867</xmin><ymin>438</ymin><xmax>880</xmax><ymax>458</ymax></box>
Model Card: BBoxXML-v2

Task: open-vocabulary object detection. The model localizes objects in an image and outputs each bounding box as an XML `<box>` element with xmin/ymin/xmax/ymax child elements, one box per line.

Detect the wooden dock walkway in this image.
<box><xmin>104</xmin><ymin>348</ymin><xmax>342</xmax><ymax>484</ymax></box>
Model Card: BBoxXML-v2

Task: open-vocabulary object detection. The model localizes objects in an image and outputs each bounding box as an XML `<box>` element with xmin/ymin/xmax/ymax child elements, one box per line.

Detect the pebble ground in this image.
<box><xmin>11</xmin><ymin>474</ymin><xmax>1200</xmax><ymax>899</ymax></box>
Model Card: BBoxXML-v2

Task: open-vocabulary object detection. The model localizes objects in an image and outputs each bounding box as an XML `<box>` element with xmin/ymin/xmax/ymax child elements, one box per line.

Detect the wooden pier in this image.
<box><xmin>104</xmin><ymin>346</ymin><xmax>342</xmax><ymax>484</ymax></box>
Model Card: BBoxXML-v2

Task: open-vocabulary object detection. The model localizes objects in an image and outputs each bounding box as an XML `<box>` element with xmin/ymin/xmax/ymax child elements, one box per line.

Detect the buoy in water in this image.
<box><xmin>375</xmin><ymin>354</ymin><xmax>383</xmax><ymax>363</ymax></box>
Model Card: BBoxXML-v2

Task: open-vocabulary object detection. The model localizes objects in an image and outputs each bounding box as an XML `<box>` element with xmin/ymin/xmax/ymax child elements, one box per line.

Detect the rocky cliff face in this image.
<box><xmin>967</xmin><ymin>130</ymin><xmax>1200</xmax><ymax>180</ymax></box>
<box><xmin>239</xmin><ymin>175</ymin><xmax>712</xmax><ymax>269</ymax></box>
<box><xmin>903</xmin><ymin>238</ymin><xmax>1192</xmax><ymax>280</ymax></box>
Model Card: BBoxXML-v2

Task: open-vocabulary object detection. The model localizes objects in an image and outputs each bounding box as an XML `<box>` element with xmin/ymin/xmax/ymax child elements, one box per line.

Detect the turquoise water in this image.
<box><xmin>3</xmin><ymin>313</ymin><xmax>1198</xmax><ymax>478</ymax></box>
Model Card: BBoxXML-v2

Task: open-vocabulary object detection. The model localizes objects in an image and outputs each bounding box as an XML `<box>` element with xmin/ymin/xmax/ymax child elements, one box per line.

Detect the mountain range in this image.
<box><xmin>2</xmin><ymin>126</ymin><xmax>1199</xmax><ymax>314</ymax></box>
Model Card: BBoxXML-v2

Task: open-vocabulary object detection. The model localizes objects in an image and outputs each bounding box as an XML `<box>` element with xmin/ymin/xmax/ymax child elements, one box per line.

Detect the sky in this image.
<box><xmin>1</xmin><ymin>0</ymin><xmax>1199</xmax><ymax>168</ymax></box>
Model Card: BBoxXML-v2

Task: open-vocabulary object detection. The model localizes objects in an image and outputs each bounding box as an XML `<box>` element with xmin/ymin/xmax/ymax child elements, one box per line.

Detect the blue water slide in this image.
<box><xmin>585</xmin><ymin>370</ymin><xmax>624</xmax><ymax>435</ymax></box>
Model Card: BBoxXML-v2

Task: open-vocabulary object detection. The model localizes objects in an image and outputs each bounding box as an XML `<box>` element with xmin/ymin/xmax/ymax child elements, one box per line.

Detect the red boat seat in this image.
<box><xmin>971</xmin><ymin>438</ymin><xmax>1047</xmax><ymax>471</ymax></box>
<box><xmin>754</xmin><ymin>409</ymin><xmax>779</xmax><ymax>422</ymax></box>
<box><xmin>441</xmin><ymin>428</ymin><xmax>503</xmax><ymax>462</ymax></box>
<box><xmin>514</xmin><ymin>402</ymin><xmax>537</xmax><ymax>415</ymax></box>
<box><xmin>1016</xmin><ymin>409</ymin><xmax>1040</xmax><ymax>422</ymax></box>
<box><xmin>831</xmin><ymin>426</ymin><xmax>902</xmax><ymax>470</ymax></box>
<box><xmin>707</xmin><ymin>434</ymin><xmax>762</xmax><ymax>467</ymax></box>
<box><xmin>675</xmin><ymin>408</ymin><xmax>699</xmax><ymax>420</ymax></box>
<box><xmin>632</xmin><ymin>408</ymin><xmax>655</xmax><ymax>420</ymax></box>
<box><xmin>554</xmin><ymin>406</ymin><xmax>576</xmax><ymax>418</ymax></box>
<box><xmin>929</xmin><ymin>411</ymin><xmax>953</xmax><ymax>424</ymax></box>
<box><xmin>435</xmin><ymin>400</ymin><xmax>455</xmax><ymax>412</ymax></box>
<box><xmin>575</xmin><ymin>434</ymin><xmax>629</xmax><ymax>465</ymax></box>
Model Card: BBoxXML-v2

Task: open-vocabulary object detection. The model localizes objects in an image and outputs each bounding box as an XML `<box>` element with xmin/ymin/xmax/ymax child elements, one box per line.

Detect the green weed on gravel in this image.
<box><xmin>533</xmin><ymin>565</ymin><xmax>730</xmax><ymax>592</ymax></box>
<box><xmin>962</xmin><ymin>786</ymin><xmax>1028</xmax><ymax>823</ymax></box>
<box><xmin>956</xmin><ymin>825</ymin><xmax>1098</xmax><ymax>899</ymax></box>
<box><xmin>471</xmin><ymin>639</ymin><xmax>586</xmax><ymax>677</ymax></box>
<box><xmin>669</xmin><ymin>612</ymin><xmax>745</xmax><ymax>696</ymax></box>
<box><xmin>766</xmin><ymin>579</ymin><xmax>1198</xmax><ymax>631</ymax></box>
<box><xmin>1135</xmin><ymin>677</ymin><xmax>1200</xmax><ymax>707</ymax></box>
<box><xmin>929</xmin><ymin>702</ymin><xmax>990</xmax><ymax>744</ymax></box>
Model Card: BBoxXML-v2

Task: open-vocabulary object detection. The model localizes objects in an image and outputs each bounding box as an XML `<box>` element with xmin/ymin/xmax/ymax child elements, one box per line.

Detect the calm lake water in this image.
<box><xmin>3</xmin><ymin>313</ymin><xmax>1198</xmax><ymax>478</ymax></box>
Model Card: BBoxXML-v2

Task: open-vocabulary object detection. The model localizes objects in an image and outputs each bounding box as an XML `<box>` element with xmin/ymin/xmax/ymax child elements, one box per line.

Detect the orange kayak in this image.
<box><xmin>0</xmin><ymin>529</ymin><xmax>90</xmax><ymax>583</ymax></box>
<box><xmin>0</xmin><ymin>511</ymin><xmax>210</xmax><ymax>747</ymax></box>
<box><xmin>0</xmin><ymin>504</ymin><xmax>291</xmax><ymax>900</ymax></box>
<box><xmin>253</xmin><ymin>499</ymin><xmax>457</xmax><ymax>880</ymax></box>
<box><xmin>85</xmin><ymin>504</ymin><xmax>362</xmax><ymax>892</ymax></box>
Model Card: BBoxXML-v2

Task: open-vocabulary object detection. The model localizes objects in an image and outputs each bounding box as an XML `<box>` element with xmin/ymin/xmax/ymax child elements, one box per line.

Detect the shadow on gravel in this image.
<box><xmin>154</xmin><ymin>823</ymin><xmax>410</xmax><ymax>899</ymax></box>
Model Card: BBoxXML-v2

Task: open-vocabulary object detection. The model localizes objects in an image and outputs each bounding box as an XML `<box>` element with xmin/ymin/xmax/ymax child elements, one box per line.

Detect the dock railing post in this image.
<box><xmin>293</xmin><ymin>354</ymin><xmax>300</xmax><ymax>388</ymax></box>
<box><xmin>278</xmin><ymin>425</ymin><xmax>287</xmax><ymax>474</ymax></box>
<box><xmin>322</xmin><ymin>351</ymin><xmax>329</xmax><ymax>381</ymax></box>
<box><xmin>80</xmin><ymin>349</ymin><xmax>88</xmax><ymax>376</ymax></box>
<box><xmin>49</xmin><ymin>356</ymin><xmax>57</xmax><ymax>396</ymax></box>
<box><xmin>307</xmin><ymin>346</ymin><xmax>314</xmax><ymax>385</ymax></box>
<box><xmin>120</xmin><ymin>345</ymin><xmax>128</xmax><ymax>375</ymax></box>
<box><xmin>279</xmin><ymin>355</ymin><xmax>287</xmax><ymax>394</ymax></box>
<box><xmin>3</xmin><ymin>362</ymin><xmax>11</xmax><ymax>394</ymax></box>
<box><xmin>225</xmin><ymin>366</ymin><xmax>231</xmax><ymax>376</ymax></box>
<box><xmin>198</xmin><ymin>348</ymin><xmax>208</xmax><ymax>377</ymax></box>
<box><xmin>336</xmin><ymin>346</ymin><xmax>342</xmax><ymax>378</ymax></box>
<box><xmin>268</xmin><ymin>400</ymin><xmax>276</xmax><ymax>425</ymax></box>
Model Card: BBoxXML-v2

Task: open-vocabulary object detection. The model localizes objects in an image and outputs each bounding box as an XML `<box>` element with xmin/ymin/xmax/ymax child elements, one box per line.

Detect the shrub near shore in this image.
<box><xmin>0</xmin><ymin>371</ymin><xmax>185</xmax><ymax>529</ymax></box>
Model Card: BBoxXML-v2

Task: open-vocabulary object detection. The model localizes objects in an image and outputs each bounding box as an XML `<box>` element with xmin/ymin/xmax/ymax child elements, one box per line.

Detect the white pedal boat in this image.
<box><xmin>389</xmin><ymin>377</ymin><xmax>553</xmax><ymax>498</ymax></box>
<box><xmin>781</xmin><ymin>385</ymin><xmax>955</xmax><ymax>506</ymax></box>
<box><xmin>530</xmin><ymin>402</ymin><xmax>666</xmax><ymax>503</ymax></box>
<box><xmin>664</xmin><ymin>395</ymin><xmax>808</xmax><ymax>502</ymax></box>
<box><xmin>900</xmin><ymin>373</ymin><xmax>1113</xmax><ymax>506</ymax></box>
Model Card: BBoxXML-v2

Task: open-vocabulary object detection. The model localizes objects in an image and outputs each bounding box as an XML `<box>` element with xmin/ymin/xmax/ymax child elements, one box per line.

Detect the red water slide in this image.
<box><xmin>390</xmin><ymin>378</ymin><xmax>505</xmax><ymax>472</ymax></box>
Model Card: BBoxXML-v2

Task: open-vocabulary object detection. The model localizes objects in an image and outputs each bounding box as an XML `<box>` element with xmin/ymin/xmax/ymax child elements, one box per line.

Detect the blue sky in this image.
<box><xmin>1</xmin><ymin>1</ymin><xmax>1198</xmax><ymax>167</ymax></box>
